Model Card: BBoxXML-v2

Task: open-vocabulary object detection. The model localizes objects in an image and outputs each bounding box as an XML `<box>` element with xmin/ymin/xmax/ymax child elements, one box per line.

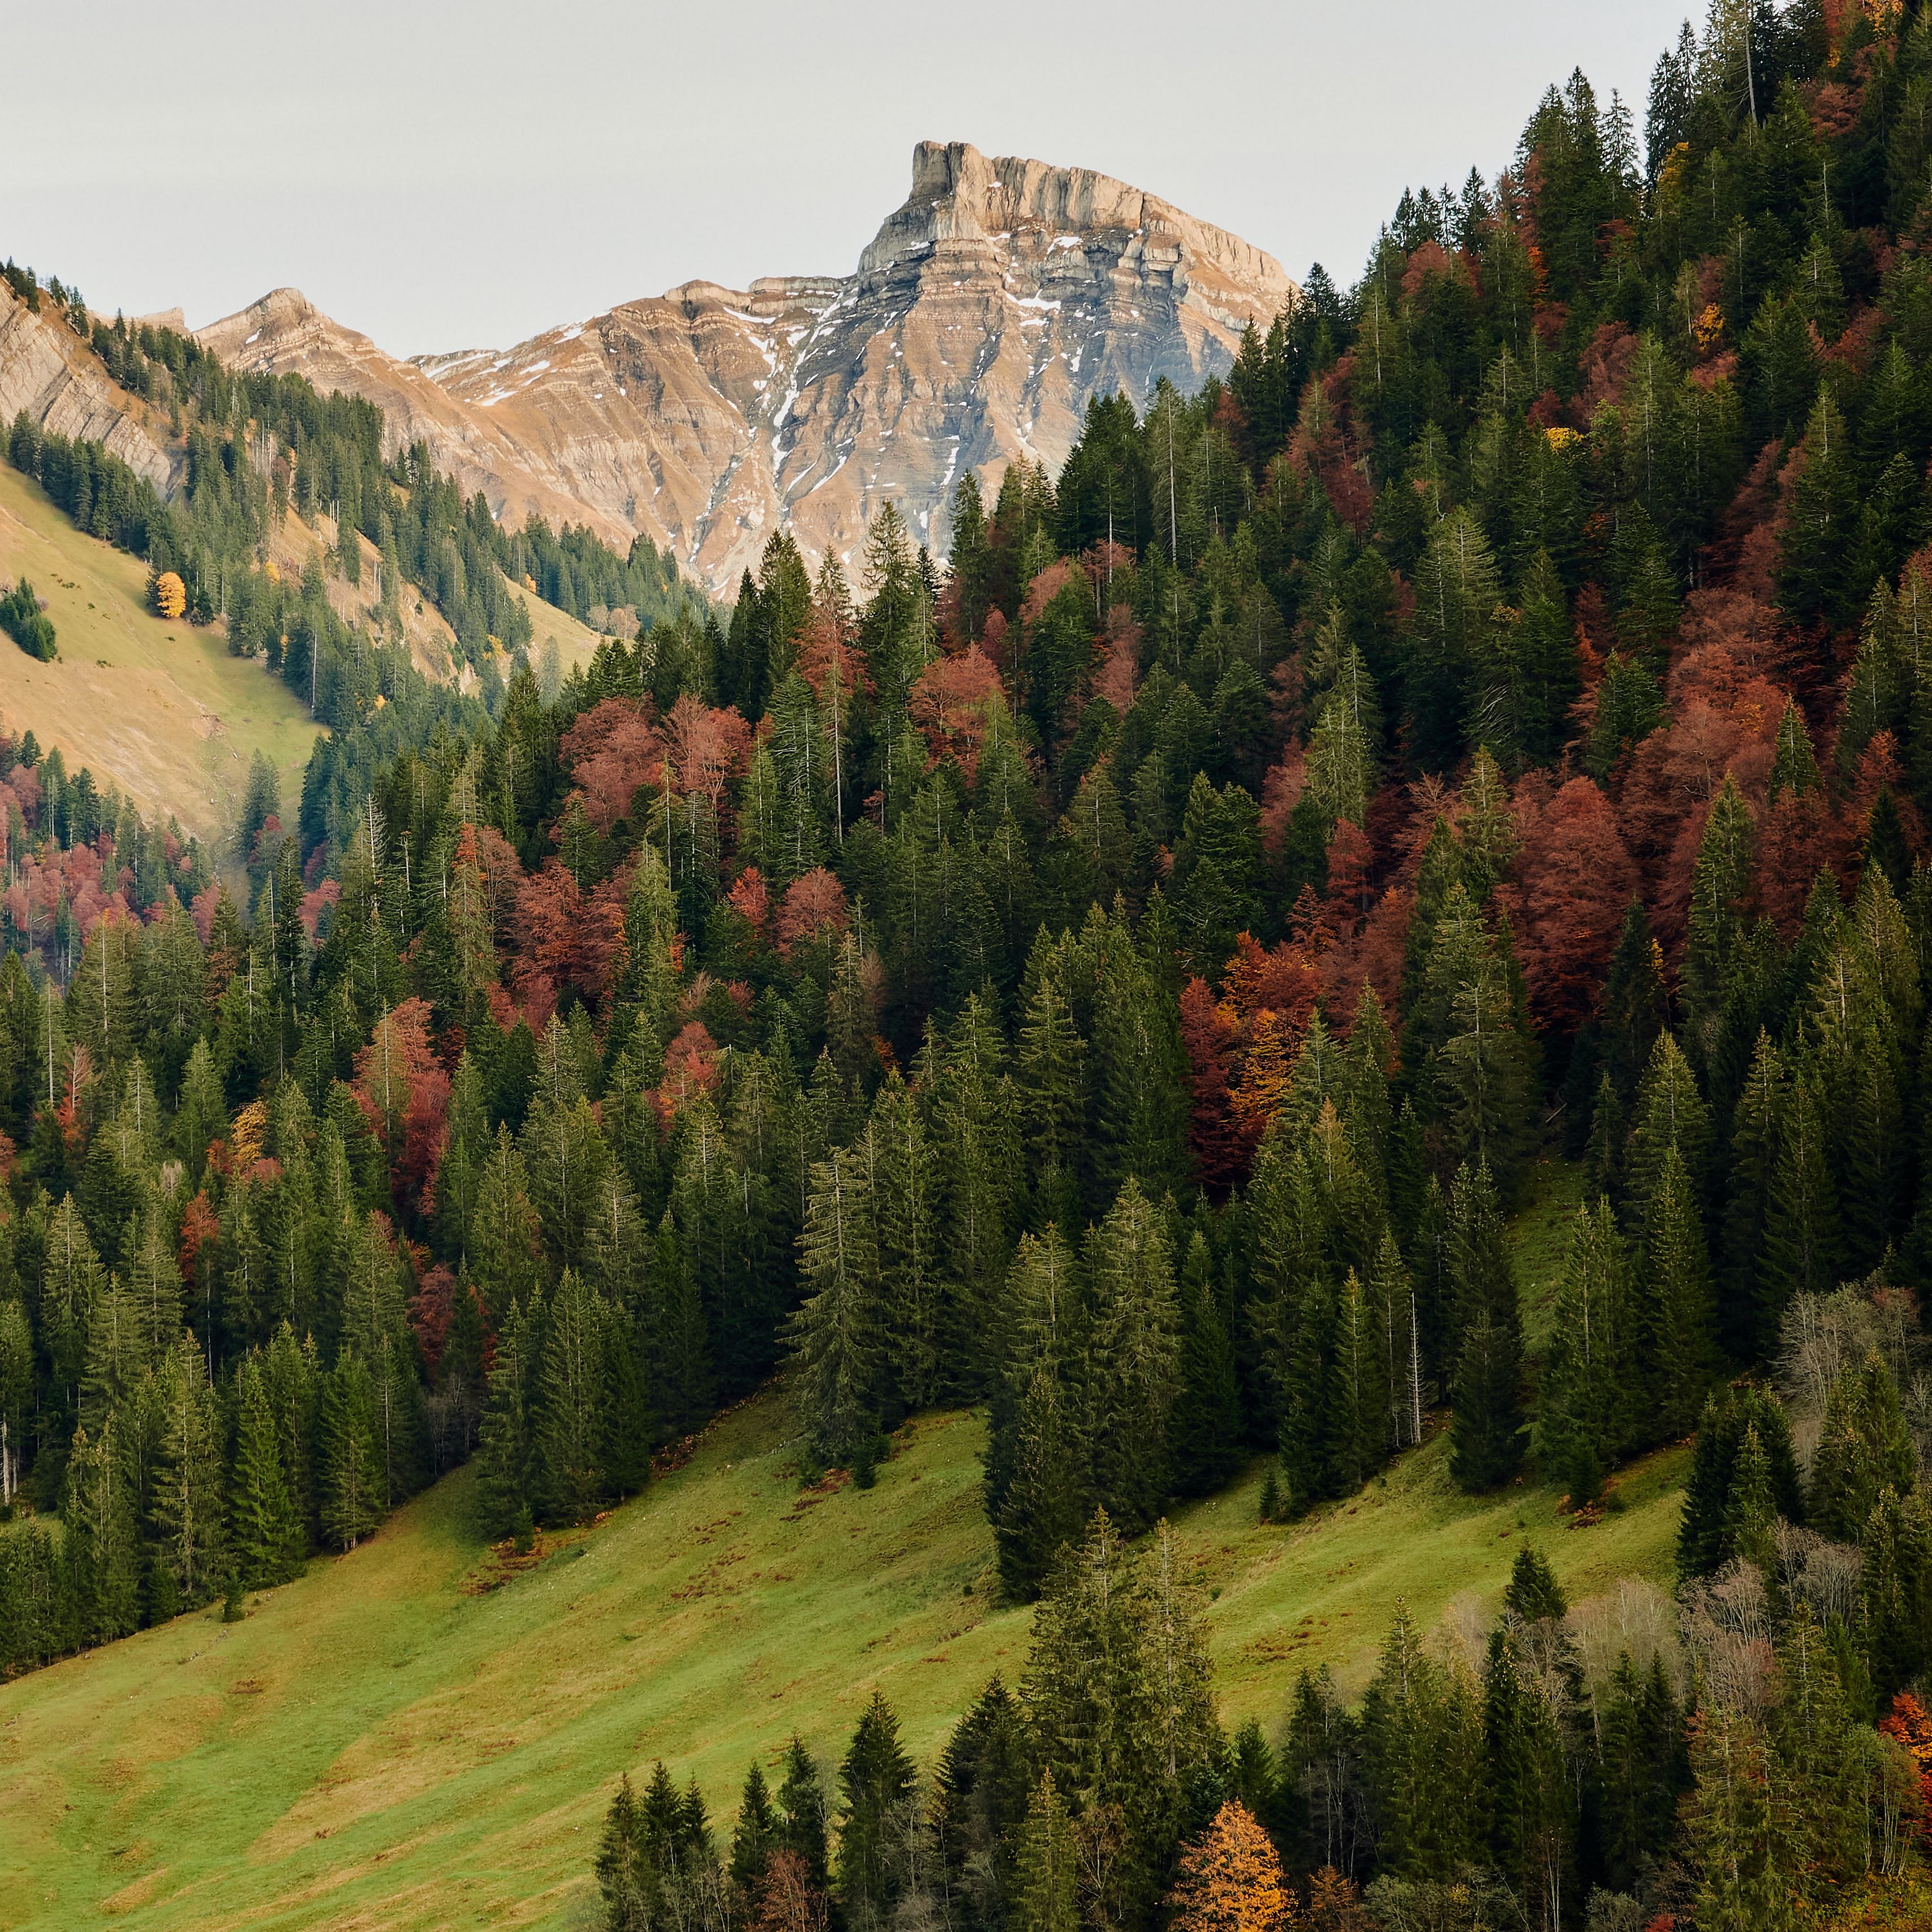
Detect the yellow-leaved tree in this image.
<box><xmin>1167</xmin><ymin>1801</ymin><xmax>1297</xmax><ymax>1932</ymax></box>
<box><xmin>152</xmin><ymin>570</ymin><xmax>186</xmax><ymax>620</ymax></box>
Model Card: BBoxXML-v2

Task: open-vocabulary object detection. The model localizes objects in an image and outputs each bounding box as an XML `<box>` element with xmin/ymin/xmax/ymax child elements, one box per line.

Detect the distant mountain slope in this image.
<box><xmin>200</xmin><ymin>142</ymin><xmax>1296</xmax><ymax>591</ymax></box>
<box><xmin>0</xmin><ymin>462</ymin><xmax>317</xmax><ymax>847</ymax></box>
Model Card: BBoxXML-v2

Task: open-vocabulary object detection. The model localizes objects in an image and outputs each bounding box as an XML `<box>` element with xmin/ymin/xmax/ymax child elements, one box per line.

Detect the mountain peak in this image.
<box><xmin>201</xmin><ymin>150</ymin><xmax>1294</xmax><ymax>589</ymax></box>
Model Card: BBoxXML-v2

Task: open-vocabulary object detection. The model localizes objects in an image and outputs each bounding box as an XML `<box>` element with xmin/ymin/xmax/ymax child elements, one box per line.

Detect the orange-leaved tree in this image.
<box><xmin>1167</xmin><ymin>1799</ymin><xmax>1297</xmax><ymax>1932</ymax></box>
<box><xmin>152</xmin><ymin>570</ymin><xmax>186</xmax><ymax>620</ymax></box>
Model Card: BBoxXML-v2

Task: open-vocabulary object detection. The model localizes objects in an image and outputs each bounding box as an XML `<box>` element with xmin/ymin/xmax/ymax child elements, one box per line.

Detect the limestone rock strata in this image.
<box><xmin>200</xmin><ymin>142</ymin><xmax>1295</xmax><ymax>593</ymax></box>
<box><xmin>0</xmin><ymin>283</ymin><xmax>180</xmax><ymax>495</ymax></box>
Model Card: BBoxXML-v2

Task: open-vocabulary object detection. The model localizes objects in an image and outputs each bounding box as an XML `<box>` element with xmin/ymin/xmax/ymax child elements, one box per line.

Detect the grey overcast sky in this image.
<box><xmin>6</xmin><ymin>0</ymin><xmax>1692</xmax><ymax>359</ymax></box>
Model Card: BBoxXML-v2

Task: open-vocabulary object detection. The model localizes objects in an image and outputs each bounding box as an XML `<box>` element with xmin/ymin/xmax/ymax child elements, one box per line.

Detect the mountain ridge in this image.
<box><xmin>196</xmin><ymin>142</ymin><xmax>1296</xmax><ymax>592</ymax></box>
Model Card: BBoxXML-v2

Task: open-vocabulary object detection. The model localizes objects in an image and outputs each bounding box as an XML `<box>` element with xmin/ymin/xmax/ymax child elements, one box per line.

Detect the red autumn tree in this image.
<box><xmin>561</xmin><ymin>696</ymin><xmax>666</xmax><ymax>834</ymax></box>
<box><xmin>774</xmin><ymin>868</ymin><xmax>848</xmax><ymax>957</ymax></box>
<box><xmin>354</xmin><ymin>997</ymin><xmax>450</xmax><ymax>1207</ymax></box>
<box><xmin>513</xmin><ymin>859</ymin><xmax>626</xmax><ymax>1011</ymax></box>
<box><xmin>664</xmin><ymin>693</ymin><xmax>753</xmax><ymax>815</ymax></box>
<box><xmin>908</xmin><ymin>647</ymin><xmax>1008</xmax><ymax>781</ymax></box>
<box><xmin>178</xmin><ymin>1190</ymin><xmax>221</xmax><ymax>1297</ymax></box>
<box><xmin>1179</xmin><ymin>976</ymin><xmax>1243</xmax><ymax>1188</ymax></box>
<box><xmin>726</xmin><ymin>866</ymin><xmax>769</xmax><ymax>936</ymax></box>
<box><xmin>1502</xmin><ymin>774</ymin><xmax>1638</xmax><ymax>1035</ymax></box>
<box><xmin>410</xmin><ymin>1262</ymin><xmax>456</xmax><ymax>1372</ymax></box>
<box><xmin>655</xmin><ymin>1020</ymin><xmax>721</xmax><ymax>1129</ymax></box>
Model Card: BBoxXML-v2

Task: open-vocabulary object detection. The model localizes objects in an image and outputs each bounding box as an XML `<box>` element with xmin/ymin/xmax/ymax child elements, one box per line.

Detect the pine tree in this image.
<box><xmin>537</xmin><ymin>1269</ymin><xmax>607</xmax><ymax>1524</ymax></box>
<box><xmin>1761</xmin><ymin>1072</ymin><xmax>1843</xmax><ymax>1319</ymax></box>
<box><xmin>1681</xmin><ymin>778</ymin><xmax>1755</xmax><ymax>1062</ymax></box>
<box><xmin>1681</xmin><ymin>1706</ymin><xmax>1790</xmax><ymax>1932</ymax></box>
<box><xmin>787</xmin><ymin>1146</ymin><xmax>882</xmax><ymax>1470</ymax></box>
<box><xmin>596</xmin><ymin>1774</ymin><xmax>649</xmax><ymax>1932</ymax></box>
<box><xmin>1624</xmin><ymin>1031</ymin><xmax>1712</xmax><ymax>1236</ymax></box>
<box><xmin>730</xmin><ymin>1759</ymin><xmax>781</xmax><ymax>1899</ymax></box>
<box><xmin>835</xmin><ymin>1689</ymin><xmax>916</xmax><ymax>1932</ymax></box>
<box><xmin>1722</xmin><ymin>1030</ymin><xmax>1785</xmax><ymax>1359</ymax></box>
<box><xmin>476</xmin><ymin>1294</ymin><xmax>536</xmax><ymax>1541</ymax></box>
<box><xmin>1808</xmin><ymin>1354</ymin><xmax>1916</xmax><ymax>1541</ymax></box>
<box><xmin>319</xmin><ymin>1348</ymin><xmax>383</xmax><ymax>1551</ymax></box>
<box><xmin>869</xmin><ymin>1072</ymin><xmax>943</xmax><ymax>1410</ymax></box>
<box><xmin>1447</xmin><ymin>1160</ymin><xmax>1523</xmax><ymax>1491</ymax></box>
<box><xmin>1169</xmin><ymin>1232</ymin><xmax>1242</xmax><ymax>1496</ymax></box>
<box><xmin>1082</xmin><ymin>1178</ymin><xmax>1180</xmax><ymax>1531</ymax></box>
<box><xmin>230</xmin><ymin>1354</ymin><xmax>300</xmax><ymax>1586</ymax></box>
<box><xmin>1597</xmin><ymin>1653</ymin><xmax>1685</xmax><ymax>1894</ymax></box>
<box><xmin>148</xmin><ymin>1334</ymin><xmax>224</xmax><ymax>1607</ymax></box>
<box><xmin>1359</xmin><ymin>1602</ymin><xmax>1485</xmax><ymax>1878</ymax></box>
<box><xmin>1017</xmin><ymin>952</ymin><xmax>1088</xmax><ymax>1234</ymax></box>
<box><xmin>1327</xmin><ymin>1270</ymin><xmax>1391</xmax><ymax>1494</ymax></box>
<box><xmin>1641</xmin><ymin>1147</ymin><xmax>1719</xmax><ymax>1444</ymax></box>
<box><xmin>1013</xmin><ymin>1771</ymin><xmax>1078</xmax><ymax>1932</ymax></box>
<box><xmin>1535</xmin><ymin>1200</ymin><xmax>1633</xmax><ymax>1502</ymax></box>
<box><xmin>1481</xmin><ymin>1625</ymin><xmax>1574</xmax><ymax>1926</ymax></box>
<box><xmin>63</xmin><ymin>1418</ymin><xmax>139</xmax><ymax>1643</ymax></box>
<box><xmin>776</xmin><ymin>1737</ymin><xmax>830</xmax><ymax>1888</ymax></box>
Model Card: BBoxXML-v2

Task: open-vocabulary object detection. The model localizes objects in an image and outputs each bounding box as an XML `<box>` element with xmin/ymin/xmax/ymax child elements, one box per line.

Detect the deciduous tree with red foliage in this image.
<box><xmin>1502</xmin><ymin>773</ymin><xmax>1638</xmax><ymax>1035</ymax></box>
<box><xmin>907</xmin><ymin>646</ymin><xmax>1009</xmax><ymax>782</ymax></box>
<box><xmin>354</xmin><ymin>997</ymin><xmax>450</xmax><ymax>1210</ymax></box>
<box><xmin>561</xmin><ymin>696</ymin><xmax>666</xmax><ymax>834</ymax></box>
<box><xmin>774</xmin><ymin>868</ymin><xmax>847</xmax><ymax>958</ymax></box>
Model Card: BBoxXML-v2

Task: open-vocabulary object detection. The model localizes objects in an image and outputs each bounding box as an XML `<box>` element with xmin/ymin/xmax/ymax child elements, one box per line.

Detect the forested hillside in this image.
<box><xmin>6</xmin><ymin>2</ymin><xmax>1932</xmax><ymax>1929</ymax></box>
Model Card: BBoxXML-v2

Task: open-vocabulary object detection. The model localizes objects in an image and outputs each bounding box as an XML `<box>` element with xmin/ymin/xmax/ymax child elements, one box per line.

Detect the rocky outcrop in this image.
<box><xmin>195</xmin><ymin>289</ymin><xmax>634</xmax><ymax>547</ymax></box>
<box><xmin>0</xmin><ymin>283</ymin><xmax>180</xmax><ymax>493</ymax></box>
<box><xmin>202</xmin><ymin>143</ymin><xmax>1294</xmax><ymax>592</ymax></box>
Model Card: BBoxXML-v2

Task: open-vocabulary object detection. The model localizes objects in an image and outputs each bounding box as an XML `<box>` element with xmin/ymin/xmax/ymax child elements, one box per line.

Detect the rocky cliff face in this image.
<box><xmin>0</xmin><ymin>284</ymin><xmax>180</xmax><ymax>495</ymax></box>
<box><xmin>201</xmin><ymin>143</ymin><xmax>1294</xmax><ymax>593</ymax></box>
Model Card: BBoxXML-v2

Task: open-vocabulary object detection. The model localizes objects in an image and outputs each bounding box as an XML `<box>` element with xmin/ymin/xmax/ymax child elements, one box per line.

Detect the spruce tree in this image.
<box><xmin>776</xmin><ymin>1737</ymin><xmax>830</xmax><ymax>1888</ymax></box>
<box><xmin>476</xmin><ymin>1295</ymin><xmax>536</xmax><ymax>1541</ymax></box>
<box><xmin>596</xmin><ymin>1774</ymin><xmax>648</xmax><ymax>1932</ymax></box>
<box><xmin>1535</xmin><ymin>1200</ymin><xmax>1633</xmax><ymax>1502</ymax></box>
<box><xmin>63</xmin><ymin>1419</ymin><xmax>139</xmax><ymax>1644</ymax></box>
<box><xmin>319</xmin><ymin>1348</ymin><xmax>383</xmax><ymax>1551</ymax></box>
<box><xmin>1807</xmin><ymin>1354</ymin><xmax>1915</xmax><ymax>1541</ymax></box>
<box><xmin>1761</xmin><ymin>1072</ymin><xmax>1844</xmax><ymax>1319</ymax></box>
<box><xmin>230</xmin><ymin>1355</ymin><xmax>300</xmax><ymax>1586</ymax></box>
<box><xmin>1081</xmin><ymin>1178</ymin><xmax>1179</xmax><ymax>1531</ymax></box>
<box><xmin>149</xmin><ymin>1334</ymin><xmax>225</xmax><ymax>1607</ymax></box>
<box><xmin>787</xmin><ymin>1145</ymin><xmax>883</xmax><ymax>1469</ymax></box>
<box><xmin>996</xmin><ymin>1368</ymin><xmax>1085</xmax><ymax>1600</ymax></box>
<box><xmin>1013</xmin><ymin>1771</ymin><xmax>1078</xmax><ymax>1932</ymax></box>
<box><xmin>1168</xmin><ymin>1232</ymin><xmax>1242</xmax><ymax>1496</ymax></box>
<box><xmin>1624</xmin><ymin>1031</ymin><xmax>1713</xmax><ymax>1235</ymax></box>
<box><xmin>836</xmin><ymin>1689</ymin><xmax>916</xmax><ymax>1932</ymax></box>
<box><xmin>1679</xmin><ymin>1385</ymin><xmax>1805</xmax><ymax>1580</ymax></box>
<box><xmin>1481</xmin><ymin>1625</ymin><xmax>1575</xmax><ymax>1922</ymax></box>
<box><xmin>537</xmin><ymin>1270</ymin><xmax>608</xmax><ymax>1524</ymax></box>
<box><xmin>729</xmin><ymin>1760</ymin><xmax>780</xmax><ymax>1899</ymax></box>
<box><xmin>1722</xmin><ymin>1030</ymin><xmax>1785</xmax><ymax>1359</ymax></box>
<box><xmin>1642</xmin><ymin>1147</ymin><xmax>1719</xmax><ymax>1444</ymax></box>
<box><xmin>1448</xmin><ymin>1160</ymin><xmax>1523</xmax><ymax>1492</ymax></box>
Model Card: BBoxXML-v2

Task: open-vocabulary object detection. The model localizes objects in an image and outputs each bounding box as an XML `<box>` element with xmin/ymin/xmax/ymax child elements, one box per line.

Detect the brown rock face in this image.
<box><xmin>200</xmin><ymin>143</ymin><xmax>1294</xmax><ymax>593</ymax></box>
<box><xmin>0</xmin><ymin>283</ymin><xmax>179</xmax><ymax>494</ymax></box>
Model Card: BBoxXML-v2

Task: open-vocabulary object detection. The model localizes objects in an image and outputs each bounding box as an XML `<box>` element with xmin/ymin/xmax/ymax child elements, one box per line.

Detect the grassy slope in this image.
<box><xmin>0</xmin><ymin>470</ymin><xmax>607</xmax><ymax>855</ymax></box>
<box><xmin>0</xmin><ymin>464</ymin><xmax>320</xmax><ymax>851</ymax></box>
<box><xmin>0</xmin><ymin>1384</ymin><xmax>1685</xmax><ymax>1932</ymax></box>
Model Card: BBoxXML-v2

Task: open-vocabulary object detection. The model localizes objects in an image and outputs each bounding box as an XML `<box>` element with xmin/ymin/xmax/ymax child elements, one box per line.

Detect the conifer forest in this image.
<box><xmin>16</xmin><ymin>3</ymin><xmax>1932</xmax><ymax>1928</ymax></box>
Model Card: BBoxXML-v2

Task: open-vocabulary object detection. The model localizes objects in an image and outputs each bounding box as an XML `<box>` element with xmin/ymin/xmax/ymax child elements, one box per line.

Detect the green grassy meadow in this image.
<box><xmin>0</xmin><ymin>1382</ymin><xmax>1685</xmax><ymax>1931</ymax></box>
<box><xmin>0</xmin><ymin>464</ymin><xmax>321</xmax><ymax>851</ymax></box>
